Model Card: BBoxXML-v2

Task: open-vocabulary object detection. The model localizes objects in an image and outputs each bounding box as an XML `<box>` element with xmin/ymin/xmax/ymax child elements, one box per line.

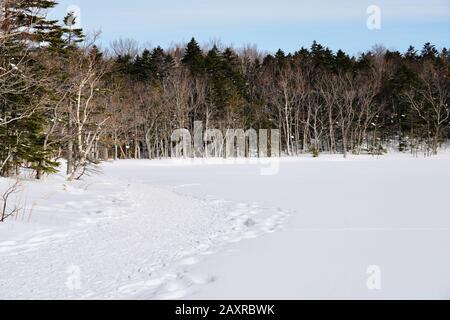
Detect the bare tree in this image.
<box><xmin>110</xmin><ymin>38</ymin><xmax>140</xmax><ymax>59</ymax></box>
<box><xmin>0</xmin><ymin>179</ymin><xmax>21</xmax><ymax>222</ymax></box>
<box><xmin>404</xmin><ymin>64</ymin><xmax>450</xmax><ymax>155</ymax></box>
<box><xmin>65</xmin><ymin>45</ymin><xmax>110</xmax><ymax>179</ymax></box>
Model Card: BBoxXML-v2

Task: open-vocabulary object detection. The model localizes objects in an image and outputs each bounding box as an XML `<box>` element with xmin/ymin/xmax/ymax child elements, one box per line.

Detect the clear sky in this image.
<box><xmin>49</xmin><ymin>0</ymin><xmax>450</xmax><ymax>55</ymax></box>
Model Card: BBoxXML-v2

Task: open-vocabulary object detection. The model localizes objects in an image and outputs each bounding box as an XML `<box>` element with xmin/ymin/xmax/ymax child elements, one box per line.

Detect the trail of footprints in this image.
<box><xmin>0</xmin><ymin>181</ymin><xmax>292</xmax><ymax>299</ymax></box>
<box><xmin>0</xmin><ymin>183</ymin><xmax>131</xmax><ymax>257</ymax></box>
<box><xmin>116</xmin><ymin>196</ymin><xmax>292</xmax><ymax>299</ymax></box>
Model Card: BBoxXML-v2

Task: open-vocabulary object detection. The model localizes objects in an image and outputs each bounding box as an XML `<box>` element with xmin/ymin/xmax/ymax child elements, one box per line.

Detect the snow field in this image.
<box><xmin>0</xmin><ymin>167</ymin><xmax>289</xmax><ymax>299</ymax></box>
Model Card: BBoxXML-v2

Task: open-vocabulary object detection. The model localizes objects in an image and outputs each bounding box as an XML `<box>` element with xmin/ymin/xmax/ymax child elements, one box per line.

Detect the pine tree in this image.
<box><xmin>150</xmin><ymin>46</ymin><xmax>169</xmax><ymax>81</ymax></box>
<box><xmin>404</xmin><ymin>46</ymin><xmax>418</xmax><ymax>62</ymax></box>
<box><xmin>310</xmin><ymin>41</ymin><xmax>334</xmax><ymax>70</ymax></box>
<box><xmin>48</xmin><ymin>11</ymin><xmax>85</xmax><ymax>52</ymax></box>
<box><xmin>0</xmin><ymin>0</ymin><xmax>62</xmax><ymax>178</ymax></box>
<box><xmin>182</xmin><ymin>38</ymin><xmax>204</xmax><ymax>75</ymax></box>
<box><xmin>275</xmin><ymin>49</ymin><xmax>287</xmax><ymax>68</ymax></box>
<box><xmin>1</xmin><ymin>0</ymin><xmax>60</xmax><ymax>44</ymax></box>
<box><xmin>0</xmin><ymin>62</ymin><xmax>51</xmax><ymax>177</ymax></box>
<box><xmin>386</xmin><ymin>64</ymin><xmax>421</xmax><ymax>150</ymax></box>
<box><xmin>334</xmin><ymin>49</ymin><xmax>353</xmax><ymax>72</ymax></box>
<box><xmin>421</xmin><ymin>42</ymin><xmax>438</xmax><ymax>61</ymax></box>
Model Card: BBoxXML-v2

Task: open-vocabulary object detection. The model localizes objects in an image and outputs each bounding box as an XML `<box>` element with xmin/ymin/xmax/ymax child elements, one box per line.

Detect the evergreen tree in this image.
<box><xmin>275</xmin><ymin>49</ymin><xmax>287</xmax><ymax>68</ymax></box>
<box><xmin>334</xmin><ymin>49</ymin><xmax>353</xmax><ymax>72</ymax></box>
<box><xmin>1</xmin><ymin>0</ymin><xmax>60</xmax><ymax>44</ymax></box>
<box><xmin>385</xmin><ymin>64</ymin><xmax>421</xmax><ymax>149</ymax></box>
<box><xmin>0</xmin><ymin>0</ymin><xmax>63</xmax><ymax>178</ymax></box>
<box><xmin>48</xmin><ymin>11</ymin><xmax>85</xmax><ymax>52</ymax></box>
<box><xmin>131</xmin><ymin>49</ymin><xmax>150</xmax><ymax>81</ymax></box>
<box><xmin>151</xmin><ymin>46</ymin><xmax>169</xmax><ymax>81</ymax></box>
<box><xmin>182</xmin><ymin>38</ymin><xmax>204</xmax><ymax>75</ymax></box>
<box><xmin>310</xmin><ymin>41</ymin><xmax>334</xmax><ymax>70</ymax></box>
<box><xmin>404</xmin><ymin>46</ymin><xmax>418</xmax><ymax>62</ymax></box>
<box><xmin>421</xmin><ymin>42</ymin><xmax>438</xmax><ymax>61</ymax></box>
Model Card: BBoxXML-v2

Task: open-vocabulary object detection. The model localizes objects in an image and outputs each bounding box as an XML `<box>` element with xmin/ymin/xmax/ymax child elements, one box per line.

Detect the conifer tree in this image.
<box><xmin>1</xmin><ymin>0</ymin><xmax>59</xmax><ymax>44</ymax></box>
<box><xmin>0</xmin><ymin>0</ymin><xmax>62</xmax><ymax>178</ymax></box>
<box><xmin>48</xmin><ymin>11</ymin><xmax>85</xmax><ymax>52</ymax></box>
<box><xmin>182</xmin><ymin>38</ymin><xmax>204</xmax><ymax>75</ymax></box>
<box><xmin>150</xmin><ymin>46</ymin><xmax>169</xmax><ymax>81</ymax></box>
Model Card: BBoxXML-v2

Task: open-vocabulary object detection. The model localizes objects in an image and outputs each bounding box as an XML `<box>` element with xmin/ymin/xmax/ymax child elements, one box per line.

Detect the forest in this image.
<box><xmin>1</xmin><ymin>0</ymin><xmax>449</xmax><ymax>180</ymax></box>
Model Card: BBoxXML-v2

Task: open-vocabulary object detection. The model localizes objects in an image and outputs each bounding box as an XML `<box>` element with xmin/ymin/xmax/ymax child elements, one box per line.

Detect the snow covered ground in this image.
<box><xmin>1</xmin><ymin>154</ymin><xmax>450</xmax><ymax>299</ymax></box>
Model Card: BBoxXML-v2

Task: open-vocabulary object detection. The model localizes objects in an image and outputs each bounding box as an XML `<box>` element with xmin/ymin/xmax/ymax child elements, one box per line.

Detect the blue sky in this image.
<box><xmin>50</xmin><ymin>0</ymin><xmax>450</xmax><ymax>55</ymax></box>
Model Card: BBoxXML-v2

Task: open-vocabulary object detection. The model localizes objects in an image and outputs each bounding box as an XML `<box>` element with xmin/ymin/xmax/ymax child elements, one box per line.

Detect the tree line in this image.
<box><xmin>1</xmin><ymin>0</ymin><xmax>449</xmax><ymax>180</ymax></box>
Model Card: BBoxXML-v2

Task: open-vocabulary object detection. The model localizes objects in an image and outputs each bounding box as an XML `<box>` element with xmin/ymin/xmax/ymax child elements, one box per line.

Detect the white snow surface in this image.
<box><xmin>1</xmin><ymin>154</ymin><xmax>450</xmax><ymax>299</ymax></box>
